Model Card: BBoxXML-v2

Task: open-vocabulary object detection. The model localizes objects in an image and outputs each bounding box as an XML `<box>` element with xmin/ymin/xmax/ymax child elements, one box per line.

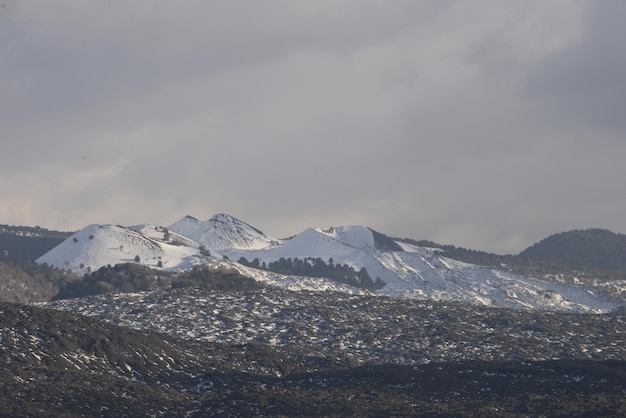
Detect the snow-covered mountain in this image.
<box><xmin>36</xmin><ymin>214</ymin><xmax>619</xmax><ymax>312</ymax></box>
<box><xmin>223</xmin><ymin>225</ymin><xmax>615</xmax><ymax>312</ymax></box>
<box><xmin>168</xmin><ymin>214</ymin><xmax>279</xmax><ymax>252</ymax></box>
<box><xmin>36</xmin><ymin>223</ymin><xmax>210</xmax><ymax>272</ymax></box>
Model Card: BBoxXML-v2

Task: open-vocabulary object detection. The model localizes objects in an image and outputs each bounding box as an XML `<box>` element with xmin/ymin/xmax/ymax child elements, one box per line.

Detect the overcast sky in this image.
<box><xmin>1</xmin><ymin>1</ymin><xmax>625</xmax><ymax>254</ymax></box>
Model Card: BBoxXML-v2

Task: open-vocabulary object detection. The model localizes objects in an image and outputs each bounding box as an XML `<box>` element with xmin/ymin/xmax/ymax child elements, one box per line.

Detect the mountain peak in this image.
<box><xmin>167</xmin><ymin>213</ymin><xmax>276</xmax><ymax>251</ymax></box>
<box><xmin>315</xmin><ymin>225</ymin><xmax>401</xmax><ymax>252</ymax></box>
<box><xmin>209</xmin><ymin>213</ymin><xmax>235</xmax><ymax>222</ymax></box>
<box><xmin>208</xmin><ymin>213</ymin><xmax>266</xmax><ymax>237</ymax></box>
<box><xmin>36</xmin><ymin>223</ymin><xmax>208</xmax><ymax>272</ymax></box>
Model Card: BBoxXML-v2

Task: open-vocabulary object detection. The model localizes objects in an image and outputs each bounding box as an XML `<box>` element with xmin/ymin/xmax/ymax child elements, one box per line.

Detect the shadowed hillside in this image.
<box><xmin>0</xmin><ymin>225</ymin><xmax>72</xmax><ymax>262</ymax></box>
<box><xmin>1</xmin><ymin>301</ymin><xmax>625</xmax><ymax>417</ymax></box>
<box><xmin>520</xmin><ymin>228</ymin><xmax>626</xmax><ymax>271</ymax></box>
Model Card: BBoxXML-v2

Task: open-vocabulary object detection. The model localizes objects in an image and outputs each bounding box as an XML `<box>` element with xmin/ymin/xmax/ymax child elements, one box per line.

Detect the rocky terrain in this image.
<box><xmin>43</xmin><ymin>287</ymin><xmax>626</xmax><ymax>366</ymax></box>
<box><xmin>0</xmin><ymin>289</ymin><xmax>624</xmax><ymax>417</ymax></box>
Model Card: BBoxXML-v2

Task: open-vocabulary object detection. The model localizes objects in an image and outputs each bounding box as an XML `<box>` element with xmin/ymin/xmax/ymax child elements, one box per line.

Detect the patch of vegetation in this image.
<box><xmin>237</xmin><ymin>256</ymin><xmax>385</xmax><ymax>290</ymax></box>
<box><xmin>52</xmin><ymin>262</ymin><xmax>267</xmax><ymax>299</ymax></box>
<box><xmin>53</xmin><ymin>263</ymin><xmax>166</xmax><ymax>299</ymax></box>
<box><xmin>171</xmin><ymin>265</ymin><xmax>265</xmax><ymax>292</ymax></box>
<box><xmin>0</xmin><ymin>261</ymin><xmax>76</xmax><ymax>303</ymax></box>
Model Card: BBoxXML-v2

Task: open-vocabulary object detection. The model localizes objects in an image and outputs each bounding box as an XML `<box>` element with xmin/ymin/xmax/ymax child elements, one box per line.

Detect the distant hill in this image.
<box><xmin>520</xmin><ymin>228</ymin><xmax>626</xmax><ymax>271</ymax></box>
<box><xmin>0</xmin><ymin>224</ymin><xmax>72</xmax><ymax>262</ymax></box>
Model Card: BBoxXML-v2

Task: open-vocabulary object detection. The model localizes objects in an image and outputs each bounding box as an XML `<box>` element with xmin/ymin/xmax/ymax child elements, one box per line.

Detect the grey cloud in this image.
<box><xmin>525</xmin><ymin>0</ymin><xmax>626</xmax><ymax>133</ymax></box>
<box><xmin>1</xmin><ymin>1</ymin><xmax>625</xmax><ymax>254</ymax></box>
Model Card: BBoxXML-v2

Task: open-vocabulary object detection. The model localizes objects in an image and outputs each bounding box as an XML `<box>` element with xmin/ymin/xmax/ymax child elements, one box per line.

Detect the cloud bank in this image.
<box><xmin>1</xmin><ymin>0</ymin><xmax>624</xmax><ymax>253</ymax></box>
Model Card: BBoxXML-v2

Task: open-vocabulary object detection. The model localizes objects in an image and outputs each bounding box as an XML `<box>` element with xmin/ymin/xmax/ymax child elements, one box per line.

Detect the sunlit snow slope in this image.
<box><xmin>36</xmin><ymin>224</ymin><xmax>209</xmax><ymax>272</ymax></box>
<box><xmin>37</xmin><ymin>215</ymin><xmax>618</xmax><ymax>312</ymax></box>
<box><xmin>168</xmin><ymin>214</ymin><xmax>280</xmax><ymax>252</ymax></box>
<box><xmin>222</xmin><ymin>225</ymin><xmax>615</xmax><ymax>312</ymax></box>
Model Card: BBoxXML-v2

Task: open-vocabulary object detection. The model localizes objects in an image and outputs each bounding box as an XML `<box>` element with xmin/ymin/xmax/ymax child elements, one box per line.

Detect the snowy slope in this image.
<box><xmin>224</xmin><ymin>227</ymin><xmax>355</xmax><ymax>262</ymax></box>
<box><xmin>168</xmin><ymin>214</ymin><xmax>279</xmax><ymax>252</ymax></box>
<box><xmin>36</xmin><ymin>215</ymin><xmax>619</xmax><ymax>312</ymax></box>
<box><xmin>223</xmin><ymin>225</ymin><xmax>616</xmax><ymax>312</ymax></box>
<box><xmin>36</xmin><ymin>224</ymin><xmax>210</xmax><ymax>273</ymax></box>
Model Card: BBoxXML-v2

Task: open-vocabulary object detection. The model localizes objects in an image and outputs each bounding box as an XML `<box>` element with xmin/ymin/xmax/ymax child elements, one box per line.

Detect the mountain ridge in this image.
<box><xmin>168</xmin><ymin>213</ymin><xmax>279</xmax><ymax>252</ymax></box>
<box><xmin>29</xmin><ymin>214</ymin><xmax>623</xmax><ymax>312</ymax></box>
<box><xmin>4</xmin><ymin>219</ymin><xmax>625</xmax><ymax>263</ymax></box>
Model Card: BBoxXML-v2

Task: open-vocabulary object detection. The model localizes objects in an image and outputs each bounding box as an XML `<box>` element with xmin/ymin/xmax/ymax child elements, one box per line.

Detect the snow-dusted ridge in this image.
<box><xmin>37</xmin><ymin>223</ymin><xmax>210</xmax><ymax>272</ymax></box>
<box><xmin>168</xmin><ymin>213</ymin><xmax>280</xmax><ymax>251</ymax></box>
<box><xmin>37</xmin><ymin>214</ymin><xmax>620</xmax><ymax>312</ymax></box>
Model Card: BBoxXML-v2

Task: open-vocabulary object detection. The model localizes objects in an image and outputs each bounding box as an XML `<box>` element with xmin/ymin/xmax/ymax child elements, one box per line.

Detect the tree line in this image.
<box><xmin>53</xmin><ymin>263</ymin><xmax>264</xmax><ymax>299</ymax></box>
<box><xmin>237</xmin><ymin>256</ymin><xmax>385</xmax><ymax>290</ymax></box>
